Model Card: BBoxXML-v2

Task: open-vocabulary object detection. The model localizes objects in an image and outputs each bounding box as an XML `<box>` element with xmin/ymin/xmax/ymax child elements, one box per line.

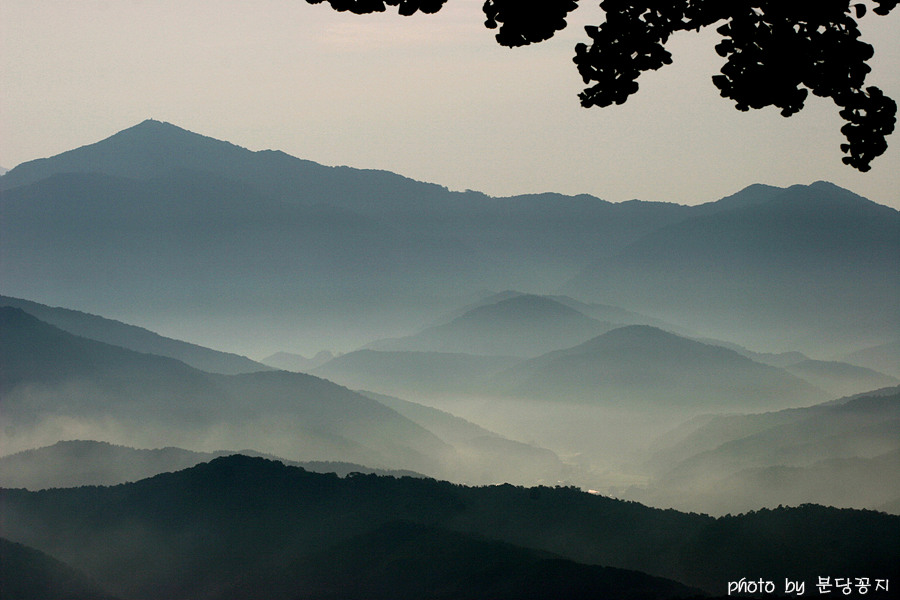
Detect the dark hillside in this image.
<box><xmin>2</xmin><ymin>455</ymin><xmax>897</xmax><ymax>599</ymax></box>
<box><xmin>0</xmin><ymin>538</ymin><xmax>118</xmax><ymax>600</ymax></box>
<box><xmin>220</xmin><ymin>521</ymin><xmax>702</xmax><ymax>600</ymax></box>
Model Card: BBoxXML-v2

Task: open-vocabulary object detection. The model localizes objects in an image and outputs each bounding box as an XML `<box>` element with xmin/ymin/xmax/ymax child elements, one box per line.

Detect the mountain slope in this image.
<box><xmin>368</xmin><ymin>294</ymin><xmax>617</xmax><ymax>357</ymax></box>
<box><xmin>493</xmin><ymin>325</ymin><xmax>823</xmax><ymax>409</ymax></box>
<box><xmin>313</xmin><ymin>349</ymin><xmax>520</xmax><ymax>398</ymax></box>
<box><xmin>648</xmin><ymin>388</ymin><xmax>900</xmax><ymax>472</ymax></box>
<box><xmin>0</xmin><ymin>538</ymin><xmax>119</xmax><ymax>600</ymax></box>
<box><xmin>565</xmin><ymin>181</ymin><xmax>900</xmax><ymax>354</ymax></box>
<box><xmin>5</xmin><ymin>121</ymin><xmax>892</xmax><ymax>358</ymax></box>
<box><xmin>0</xmin><ymin>119</ymin><xmax>455</xmax><ymax>213</ymax></box>
<box><xmin>633</xmin><ymin>389</ymin><xmax>900</xmax><ymax>514</ymax></box>
<box><xmin>0</xmin><ymin>120</ymin><xmax>697</xmax><ymax>355</ymax></box>
<box><xmin>1</xmin><ymin>295</ymin><xmax>270</xmax><ymax>375</ymax></box>
<box><xmin>0</xmin><ymin>306</ymin><xmax>225</xmax><ymax>423</ymax></box>
<box><xmin>844</xmin><ymin>340</ymin><xmax>900</xmax><ymax>379</ymax></box>
<box><xmin>362</xmin><ymin>391</ymin><xmax>567</xmax><ymax>485</ymax></box>
<box><xmin>0</xmin><ymin>168</ymin><xmax>482</xmax><ymax>354</ymax></box>
<box><xmin>260</xmin><ymin>350</ymin><xmax>335</xmax><ymax>372</ymax></box>
<box><xmin>0</xmin><ymin>307</ymin><xmax>452</xmax><ymax>474</ymax></box>
<box><xmin>784</xmin><ymin>359</ymin><xmax>898</xmax><ymax>398</ymax></box>
<box><xmin>221</xmin><ymin>521</ymin><xmax>702</xmax><ymax>600</ymax></box>
<box><xmin>0</xmin><ymin>440</ymin><xmax>423</xmax><ymax>490</ymax></box>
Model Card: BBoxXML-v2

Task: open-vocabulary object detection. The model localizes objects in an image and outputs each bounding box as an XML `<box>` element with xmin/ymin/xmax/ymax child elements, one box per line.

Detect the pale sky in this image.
<box><xmin>2</xmin><ymin>0</ymin><xmax>899</xmax><ymax>208</ymax></box>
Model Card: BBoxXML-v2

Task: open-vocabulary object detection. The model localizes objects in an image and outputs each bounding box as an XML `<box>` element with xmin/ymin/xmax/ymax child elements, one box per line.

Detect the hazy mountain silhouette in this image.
<box><xmin>314</xmin><ymin>349</ymin><xmax>520</xmax><ymax>398</ymax></box>
<box><xmin>1</xmin><ymin>306</ymin><xmax>225</xmax><ymax>425</ymax></box>
<box><xmin>688</xmin><ymin>336</ymin><xmax>898</xmax><ymax>396</ymax></box>
<box><xmin>687</xmin><ymin>182</ymin><xmax>787</xmax><ymax>216</ymax></box>
<box><xmin>0</xmin><ymin>441</ymin><xmax>220</xmax><ymax>489</ymax></box>
<box><xmin>690</xmin><ymin>337</ymin><xmax>810</xmax><ymax>368</ymax></box>
<box><xmin>492</xmin><ymin>325</ymin><xmax>823</xmax><ymax>409</ymax></box>
<box><xmin>0</xmin><ymin>119</ymin><xmax>458</xmax><ymax>213</ymax></box>
<box><xmin>0</xmin><ymin>538</ymin><xmax>119</xmax><ymax>600</ymax></box>
<box><xmin>1</xmin><ymin>295</ymin><xmax>270</xmax><ymax>375</ymax></box>
<box><xmin>367</xmin><ymin>294</ymin><xmax>617</xmax><ymax>357</ymax></box>
<box><xmin>1</xmin><ymin>306</ymin><xmax>582</xmax><ymax>484</ymax></box>
<box><xmin>634</xmin><ymin>388</ymin><xmax>900</xmax><ymax>513</ymax></box>
<box><xmin>361</xmin><ymin>391</ymin><xmax>566</xmax><ymax>485</ymax></box>
<box><xmin>844</xmin><ymin>339</ymin><xmax>900</xmax><ymax>379</ymax></box>
<box><xmin>2</xmin><ymin>455</ymin><xmax>897</xmax><ymax>598</ymax></box>
<box><xmin>4</xmin><ymin>121</ymin><xmax>893</xmax><ymax>357</ymax></box>
<box><xmin>3</xmin><ymin>119</ymin><xmax>897</xmax><ymax>596</ymax></box>
<box><xmin>260</xmin><ymin>350</ymin><xmax>335</xmax><ymax>372</ymax></box>
<box><xmin>648</xmin><ymin>387</ymin><xmax>900</xmax><ymax>470</ymax></box>
<box><xmin>0</xmin><ymin>119</ymin><xmax>735</xmax><ymax>356</ymax></box>
<box><xmin>784</xmin><ymin>359</ymin><xmax>898</xmax><ymax>398</ymax></box>
<box><xmin>0</xmin><ymin>440</ymin><xmax>424</xmax><ymax>491</ymax></box>
<box><xmin>0</xmin><ymin>168</ymin><xmax>481</xmax><ymax>354</ymax></box>
<box><xmin>429</xmin><ymin>290</ymin><xmax>673</xmax><ymax>331</ymax></box>
<box><xmin>565</xmin><ymin>181</ymin><xmax>900</xmax><ymax>355</ymax></box>
<box><xmin>0</xmin><ymin>307</ymin><xmax>453</xmax><ymax>474</ymax></box>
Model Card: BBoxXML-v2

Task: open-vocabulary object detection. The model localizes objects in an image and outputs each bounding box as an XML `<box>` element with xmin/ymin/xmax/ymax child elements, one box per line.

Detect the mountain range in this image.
<box><xmin>312</xmin><ymin>295</ymin><xmax>834</xmax><ymax>411</ymax></box>
<box><xmin>0</xmin><ymin>440</ymin><xmax>425</xmax><ymax>491</ymax></box>
<box><xmin>0</xmin><ymin>295</ymin><xmax>269</xmax><ymax>374</ymax></box>
<box><xmin>3</xmin><ymin>120</ymin><xmax>896</xmax><ymax>357</ymax></box>
<box><xmin>2</xmin><ymin>454</ymin><xmax>897</xmax><ymax>599</ymax></box>
<box><xmin>366</xmin><ymin>294</ymin><xmax>617</xmax><ymax>357</ymax></box>
<box><xmin>2</xmin><ymin>120</ymin><xmax>899</xmax><ymax>598</ymax></box>
<box><xmin>632</xmin><ymin>388</ymin><xmax>900</xmax><ymax>514</ymax></box>
<box><xmin>564</xmin><ymin>181</ymin><xmax>900</xmax><ymax>354</ymax></box>
<box><xmin>489</xmin><ymin>325</ymin><xmax>823</xmax><ymax>409</ymax></box>
<box><xmin>0</xmin><ymin>305</ymin><xmax>566</xmax><ymax>486</ymax></box>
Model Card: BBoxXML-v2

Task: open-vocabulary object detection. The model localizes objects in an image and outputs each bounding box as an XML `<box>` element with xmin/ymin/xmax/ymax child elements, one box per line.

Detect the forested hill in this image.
<box><xmin>2</xmin><ymin>455</ymin><xmax>897</xmax><ymax>599</ymax></box>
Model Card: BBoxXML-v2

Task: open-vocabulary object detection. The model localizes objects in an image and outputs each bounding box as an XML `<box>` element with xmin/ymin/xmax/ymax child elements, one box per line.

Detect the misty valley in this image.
<box><xmin>1</xmin><ymin>121</ymin><xmax>899</xmax><ymax>599</ymax></box>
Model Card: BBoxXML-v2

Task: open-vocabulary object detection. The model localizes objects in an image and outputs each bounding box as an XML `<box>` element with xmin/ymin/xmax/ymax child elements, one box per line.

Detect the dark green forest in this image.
<box><xmin>2</xmin><ymin>455</ymin><xmax>898</xmax><ymax>599</ymax></box>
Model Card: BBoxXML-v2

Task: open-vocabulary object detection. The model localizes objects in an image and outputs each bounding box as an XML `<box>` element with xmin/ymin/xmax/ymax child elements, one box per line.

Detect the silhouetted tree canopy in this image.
<box><xmin>306</xmin><ymin>0</ymin><xmax>898</xmax><ymax>171</ymax></box>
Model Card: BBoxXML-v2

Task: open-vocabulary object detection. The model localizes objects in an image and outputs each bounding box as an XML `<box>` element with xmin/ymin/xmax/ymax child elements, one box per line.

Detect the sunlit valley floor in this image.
<box><xmin>1</xmin><ymin>121</ymin><xmax>898</xmax><ymax>599</ymax></box>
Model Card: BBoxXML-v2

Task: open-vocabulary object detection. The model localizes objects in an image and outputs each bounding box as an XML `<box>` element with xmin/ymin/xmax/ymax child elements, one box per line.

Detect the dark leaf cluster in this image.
<box><xmin>305</xmin><ymin>0</ymin><xmax>447</xmax><ymax>16</ymax></box>
<box><xmin>483</xmin><ymin>0</ymin><xmax>581</xmax><ymax>47</ymax></box>
<box><xmin>308</xmin><ymin>0</ymin><xmax>897</xmax><ymax>171</ymax></box>
<box><xmin>573</xmin><ymin>0</ymin><xmax>897</xmax><ymax>171</ymax></box>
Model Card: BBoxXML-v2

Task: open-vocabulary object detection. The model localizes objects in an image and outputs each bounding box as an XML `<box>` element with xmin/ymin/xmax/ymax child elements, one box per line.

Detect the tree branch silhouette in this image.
<box><xmin>306</xmin><ymin>0</ymin><xmax>897</xmax><ymax>171</ymax></box>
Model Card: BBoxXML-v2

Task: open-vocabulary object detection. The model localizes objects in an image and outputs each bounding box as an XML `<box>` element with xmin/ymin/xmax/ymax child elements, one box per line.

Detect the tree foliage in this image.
<box><xmin>306</xmin><ymin>0</ymin><xmax>898</xmax><ymax>171</ymax></box>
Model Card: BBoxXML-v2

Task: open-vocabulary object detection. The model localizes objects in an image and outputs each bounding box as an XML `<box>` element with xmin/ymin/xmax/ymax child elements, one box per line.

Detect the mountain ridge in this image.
<box><xmin>2</xmin><ymin>453</ymin><xmax>897</xmax><ymax>598</ymax></box>
<box><xmin>565</xmin><ymin>183</ymin><xmax>900</xmax><ymax>354</ymax></box>
<box><xmin>367</xmin><ymin>294</ymin><xmax>617</xmax><ymax>357</ymax></box>
<box><xmin>1</xmin><ymin>295</ymin><xmax>271</xmax><ymax>375</ymax></box>
<box><xmin>2</xmin><ymin>120</ymin><xmax>892</xmax><ymax>357</ymax></box>
<box><xmin>492</xmin><ymin>325</ymin><xmax>824</xmax><ymax>409</ymax></box>
<box><xmin>0</xmin><ymin>306</ymin><xmax>453</xmax><ymax>475</ymax></box>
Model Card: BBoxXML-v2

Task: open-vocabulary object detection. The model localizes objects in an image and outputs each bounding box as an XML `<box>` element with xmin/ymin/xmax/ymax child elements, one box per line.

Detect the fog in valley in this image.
<box><xmin>2</xmin><ymin>122</ymin><xmax>899</xmax><ymax>599</ymax></box>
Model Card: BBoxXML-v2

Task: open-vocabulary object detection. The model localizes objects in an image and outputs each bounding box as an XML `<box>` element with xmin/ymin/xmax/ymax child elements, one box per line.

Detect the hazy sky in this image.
<box><xmin>2</xmin><ymin>0</ymin><xmax>899</xmax><ymax>208</ymax></box>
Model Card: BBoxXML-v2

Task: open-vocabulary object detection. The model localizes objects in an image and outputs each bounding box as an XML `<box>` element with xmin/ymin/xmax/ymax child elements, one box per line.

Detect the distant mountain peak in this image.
<box><xmin>113</xmin><ymin>118</ymin><xmax>245</xmax><ymax>149</ymax></box>
<box><xmin>775</xmin><ymin>180</ymin><xmax>884</xmax><ymax>210</ymax></box>
<box><xmin>584</xmin><ymin>324</ymin><xmax>674</xmax><ymax>344</ymax></box>
<box><xmin>558</xmin><ymin>325</ymin><xmax>753</xmax><ymax>361</ymax></box>
<box><xmin>464</xmin><ymin>294</ymin><xmax>584</xmax><ymax>320</ymax></box>
<box><xmin>0</xmin><ymin>119</ymin><xmax>261</xmax><ymax>191</ymax></box>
